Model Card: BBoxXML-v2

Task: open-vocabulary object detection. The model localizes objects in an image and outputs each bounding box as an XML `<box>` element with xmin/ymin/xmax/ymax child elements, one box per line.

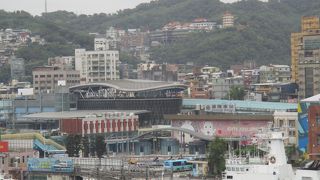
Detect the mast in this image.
<box><xmin>45</xmin><ymin>0</ymin><xmax>48</xmax><ymax>14</ymax></box>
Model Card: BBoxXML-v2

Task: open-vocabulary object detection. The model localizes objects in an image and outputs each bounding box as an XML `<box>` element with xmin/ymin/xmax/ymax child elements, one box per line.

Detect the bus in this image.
<box><xmin>163</xmin><ymin>159</ymin><xmax>193</xmax><ymax>172</ymax></box>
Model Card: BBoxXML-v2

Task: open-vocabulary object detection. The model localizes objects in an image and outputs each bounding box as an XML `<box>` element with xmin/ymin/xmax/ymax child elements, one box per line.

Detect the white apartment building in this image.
<box><xmin>94</xmin><ymin>37</ymin><xmax>109</xmax><ymax>51</ymax></box>
<box><xmin>75</xmin><ymin>49</ymin><xmax>120</xmax><ymax>83</ymax></box>
<box><xmin>273</xmin><ymin>111</ymin><xmax>298</xmax><ymax>145</ymax></box>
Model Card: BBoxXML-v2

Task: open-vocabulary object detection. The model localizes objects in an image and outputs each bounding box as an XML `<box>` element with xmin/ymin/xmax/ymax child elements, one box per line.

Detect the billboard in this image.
<box><xmin>0</xmin><ymin>141</ymin><xmax>8</xmax><ymax>152</ymax></box>
<box><xmin>57</xmin><ymin>80</ymin><xmax>66</xmax><ymax>86</ymax></box>
<box><xmin>172</xmin><ymin>120</ymin><xmax>270</xmax><ymax>144</ymax></box>
<box><xmin>28</xmin><ymin>158</ymin><xmax>74</xmax><ymax>173</ymax></box>
<box><xmin>18</xmin><ymin>88</ymin><xmax>34</xmax><ymax>96</ymax></box>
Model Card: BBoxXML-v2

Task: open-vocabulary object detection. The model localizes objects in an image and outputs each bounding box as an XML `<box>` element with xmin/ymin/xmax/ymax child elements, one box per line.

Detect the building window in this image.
<box><xmin>40</xmin><ymin>75</ymin><xmax>45</xmax><ymax>78</ymax></box>
<box><xmin>289</xmin><ymin>130</ymin><xmax>296</xmax><ymax>137</ymax></box>
<box><xmin>316</xmin><ymin>113</ymin><xmax>320</xmax><ymax>126</ymax></box>
<box><xmin>289</xmin><ymin>120</ymin><xmax>295</xmax><ymax>128</ymax></box>
<box><xmin>317</xmin><ymin>135</ymin><xmax>320</xmax><ymax>145</ymax></box>
<box><xmin>279</xmin><ymin>120</ymin><xmax>284</xmax><ymax>127</ymax></box>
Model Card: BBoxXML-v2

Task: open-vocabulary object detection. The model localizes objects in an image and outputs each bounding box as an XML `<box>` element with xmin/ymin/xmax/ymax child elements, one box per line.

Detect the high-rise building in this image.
<box><xmin>291</xmin><ymin>16</ymin><xmax>320</xmax><ymax>83</ymax></box>
<box><xmin>75</xmin><ymin>49</ymin><xmax>120</xmax><ymax>83</ymax></box>
<box><xmin>298</xmin><ymin>35</ymin><xmax>320</xmax><ymax>99</ymax></box>
<box><xmin>292</xmin><ymin>16</ymin><xmax>320</xmax><ymax>99</ymax></box>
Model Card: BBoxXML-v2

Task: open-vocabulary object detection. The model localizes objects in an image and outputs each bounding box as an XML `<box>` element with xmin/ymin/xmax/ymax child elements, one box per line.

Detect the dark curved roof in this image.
<box><xmin>69</xmin><ymin>79</ymin><xmax>187</xmax><ymax>92</ymax></box>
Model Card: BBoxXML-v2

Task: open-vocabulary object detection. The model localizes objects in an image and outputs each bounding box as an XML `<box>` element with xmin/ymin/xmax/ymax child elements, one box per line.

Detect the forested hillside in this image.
<box><xmin>1</xmin><ymin>0</ymin><xmax>320</xmax><ymax>72</ymax></box>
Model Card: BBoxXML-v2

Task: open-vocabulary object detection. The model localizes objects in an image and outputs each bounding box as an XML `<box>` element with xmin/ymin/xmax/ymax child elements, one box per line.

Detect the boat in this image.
<box><xmin>222</xmin><ymin>128</ymin><xmax>320</xmax><ymax>180</ymax></box>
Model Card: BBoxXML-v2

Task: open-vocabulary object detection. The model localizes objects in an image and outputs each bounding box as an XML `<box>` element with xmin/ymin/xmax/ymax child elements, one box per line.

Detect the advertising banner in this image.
<box><xmin>27</xmin><ymin>158</ymin><xmax>74</xmax><ymax>173</ymax></box>
<box><xmin>0</xmin><ymin>141</ymin><xmax>9</xmax><ymax>153</ymax></box>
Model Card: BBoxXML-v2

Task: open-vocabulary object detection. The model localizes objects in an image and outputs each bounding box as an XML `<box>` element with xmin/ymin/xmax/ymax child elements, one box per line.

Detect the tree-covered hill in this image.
<box><xmin>1</xmin><ymin>0</ymin><xmax>320</xmax><ymax>72</ymax></box>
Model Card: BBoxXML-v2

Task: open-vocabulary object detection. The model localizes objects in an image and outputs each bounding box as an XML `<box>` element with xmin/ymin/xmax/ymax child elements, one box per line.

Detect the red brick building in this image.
<box><xmin>308</xmin><ymin>105</ymin><xmax>320</xmax><ymax>160</ymax></box>
<box><xmin>60</xmin><ymin>112</ymin><xmax>139</xmax><ymax>136</ymax></box>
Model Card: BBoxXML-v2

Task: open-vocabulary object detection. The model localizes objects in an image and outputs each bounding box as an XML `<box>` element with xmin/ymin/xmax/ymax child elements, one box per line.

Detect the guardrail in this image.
<box><xmin>2</xmin><ymin>133</ymin><xmax>65</xmax><ymax>150</ymax></box>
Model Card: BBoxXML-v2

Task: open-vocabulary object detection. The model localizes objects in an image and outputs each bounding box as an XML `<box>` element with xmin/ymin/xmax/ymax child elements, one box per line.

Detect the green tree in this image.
<box><xmin>89</xmin><ymin>136</ymin><xmax>96</xmax><ymax>157</ymax></box>
<box><xmin>82</xmin><ymin>136</ymin><xmax>90</xmax><ymax>158</ymax></box>
<box><xmin>65</xmin><ymin>135</ymin><xmax>82</xmax><ymax>157</ymax></box>
<box><xmin>207</xmin><ymin>137</ymin><xmax>227</xmax><ymax>176</ymax></box>
<box><xmin>0</xmin><ymin>65</ymin><xmax>11</xmax><ymax>83</ymax></box>
<box><xmin>96</xmin><ymin>135</ymin><xmax>106</xmax><ymax>158</ymax></box>
<box><xmin>227</xmin><ymin>86</ymin><xmax>245</xmax><ymax>100</ymax></box>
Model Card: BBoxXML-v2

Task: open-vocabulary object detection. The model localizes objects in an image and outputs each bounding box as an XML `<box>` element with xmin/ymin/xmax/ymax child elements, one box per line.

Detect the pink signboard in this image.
<box><xmin>172</xmin><ymin>120</ymin><xmax>269</xmax><ymax>138</ymax></box>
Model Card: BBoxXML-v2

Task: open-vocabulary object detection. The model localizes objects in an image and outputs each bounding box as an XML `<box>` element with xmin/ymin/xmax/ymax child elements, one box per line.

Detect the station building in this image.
<box><xmin>162</xmin><ymin>99</ymin><xmax>298</xmax><ymax>154</ymax></box>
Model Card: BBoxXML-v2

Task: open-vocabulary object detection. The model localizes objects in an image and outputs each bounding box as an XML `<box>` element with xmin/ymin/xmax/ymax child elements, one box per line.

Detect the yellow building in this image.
<box><xmin>301</xmin><ymin>16</ymin><xmax>320</xmax><ymax>32</ymax></box>
<box><xmin>291</xmin><ymin>16</ymin><xmax>320</xmax><ymax>83</ymax></box>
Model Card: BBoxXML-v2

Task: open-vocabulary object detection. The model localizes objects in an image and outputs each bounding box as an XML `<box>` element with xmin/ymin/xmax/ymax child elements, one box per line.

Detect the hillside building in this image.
<box><xmin>48</xmin><ymin>56</ymin><xmax>75</xmax><ymax>70</ymax></box>
<box><xmin>259</xmin><ymin>64</ymin><xmax>291</xmax><ymax>83</ymax></box>
<box><xmin>75</xmin><ymin>49</ymin><xmax>120</xmax><ymax>83</ymax></box>
<box><xmin>10</xmin><ymin>57</ymin><xmax>25</xmax><ymax>81</ymax></box>
<box><xmin>137</xmin><ymin>63</ymin><xmax>178</xmax><ymax>81</ymax></box>
<box><xmin>32</xmin><ymin>66</ymin><xmax>80</xmax><ymax>94</ymax></box>
<box><xmin>222</xmin><ymin>11</ymin><xmax>234</xmax><ymax>28</ymax></box>
<box><xmin>210</xmin><ymin>76</ymin><xmax>244</xmax><ymax>99</ymax></box>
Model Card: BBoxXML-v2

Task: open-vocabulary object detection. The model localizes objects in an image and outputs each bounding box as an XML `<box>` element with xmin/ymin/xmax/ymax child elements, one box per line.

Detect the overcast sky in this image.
<box><xmin>0</xmin><ymin>0</ymin><xmax>238</xmax><ymax>16</ymax></box>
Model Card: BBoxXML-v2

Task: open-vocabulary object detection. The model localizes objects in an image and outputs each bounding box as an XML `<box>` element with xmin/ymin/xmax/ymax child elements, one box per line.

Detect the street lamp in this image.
<box><xmin>57</xmin><ymin>80</ymin><xmax>66</xmax><ymax>112</ymax></box>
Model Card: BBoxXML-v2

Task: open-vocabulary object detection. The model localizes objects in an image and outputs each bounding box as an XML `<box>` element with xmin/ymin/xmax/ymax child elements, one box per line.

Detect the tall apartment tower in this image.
<box><xmin>292</xmin><ymin>16</ymin><xmax>320</xmax><ymax>99</ymax></box>
<box><xmin>75</xmin><ymin>49</ymin><xmax>120</xmax><ymax>83</ymax></box>
<box><xmin>291</xmin><ymin>16</ymin><xmax>320</xmax><ymax>83</ymax></box>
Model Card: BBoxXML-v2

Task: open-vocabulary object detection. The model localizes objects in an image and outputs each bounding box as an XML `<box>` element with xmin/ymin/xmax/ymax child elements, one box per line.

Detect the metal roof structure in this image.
<box><xmin>22</xmin><ymin>110</ymin><xmax>149</xmax><ymax>120</ymax></box>
<box><xmin>301</xmin><ymin>94</ymin><xmax>320</xmax><ymax>102</ymax></box>
<box><xmin>183</xmin><ymin>99</ymin><xmax>297</xmax><ymax>112</ymax></box>
<box><xmin>69</xmin><ymin>79</ymin><xmax>187</xmax><ymax>92</ymax></box>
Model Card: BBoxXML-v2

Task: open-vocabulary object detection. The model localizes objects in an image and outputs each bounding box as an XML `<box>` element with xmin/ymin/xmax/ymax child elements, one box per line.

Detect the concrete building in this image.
<box><xmin>259</xmin><ymin>64</ymin><xmax>291</xmax><ymax>83</ymax></box>
<box><xmin>120</xmin><ymin>29</ymin><xmax>148</xmax><ymax>51</ymax></box>
<box><xmin>200</xmin><ymin>66</ymin><xmax>220</xmax><ymax>74</ymax></box>
<box><xmin>297</xmin><ymin>34</ymin><xmax>320</xmax><ymax>99</ymax></box>
<box><xmin>137</xmin><ymin>63</ymin><xmax>178</xmax><ymax>81</ymax></box>
<box><xmin>251</xmin><ymin>82</ymin><xmax>298</xmax><ymax>102</ymax></box>
<box><xmin>190</xmin><ymin>18</ymin><xmax>216</xmax><ymax>31</ymax></box>
<box><xmin>273</xmin><ymin>111</ymin><xmax>298</xmax><ymax>145</ymax></box>
<box><xmin>10</xmin><ymin>57</ymin><xmax>25</xmax><ymax>81</ymax></box>
<box><xmin>48</xmin><ymin>56</ymin><xmax>75</xmax><ymax>70</ymax></box>
<box><xmin>291</xmin><ymin>16</ymin><xmax>320</xmax><ymax>83</ymax></box>
<box><xmin>32</xmin><ymin>66</ymin><xmax>80</xmax><ymax>94</ymax></box>
<box><xmin>75</xmin><ymin>49</ymin><xmax>120</xmax><ymax>83</ymax></box>
<box><xmin>211</xmin><ymin>76</ymin><xmax>244</xmax><ymax>99</ymax></box>
<box><xmin>150</xmin><ymin>29</ymin><xmax>190</xmax><ymax>45</ymax></box>
<box><xmin>94</xmin><ymin>37</ymin><xmax>109</xmax><ymax>51</ymax></box>
<box><xmin>241</xmin><ymin>69</ymin><xmax>260</xmax><ymax>89</ymax></box>
<box><xmin>222</xmin><ymin>11</ymin><xmax>234</xmax><ymax>28</ymax></box>
<box><xmin>307</xmin><ymin>105</ymin><xmax>320</xmax><ymax>160</ymax></box>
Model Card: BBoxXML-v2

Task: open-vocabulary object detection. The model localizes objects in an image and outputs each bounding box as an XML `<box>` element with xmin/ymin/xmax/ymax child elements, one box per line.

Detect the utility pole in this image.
<box><xmin>145</xmin><ymin>166</ymin><xmax>149</xmax><ymax>180</ymax></box>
